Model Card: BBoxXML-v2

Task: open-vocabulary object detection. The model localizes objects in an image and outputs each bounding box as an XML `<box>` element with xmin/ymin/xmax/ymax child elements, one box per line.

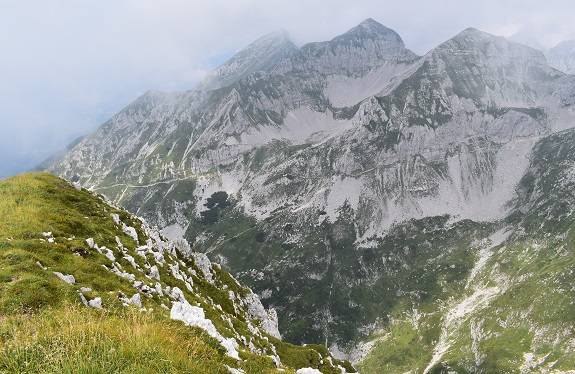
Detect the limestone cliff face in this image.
<box><xmin>47</xmin><ymin>23</ymin><xmax>575</xmax><ymax>234</ymax></box>
<box><xmin>45</xmin><ymin>19</ymin><xmax>575</xmax><ymax>369</ymax></box>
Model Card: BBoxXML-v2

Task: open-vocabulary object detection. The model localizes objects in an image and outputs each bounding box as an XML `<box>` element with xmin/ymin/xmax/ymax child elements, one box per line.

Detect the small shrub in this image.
<box><xmin>255</xmin><ymin>232</ymin><xmax>266</xmax><ymax>243</ymax></box>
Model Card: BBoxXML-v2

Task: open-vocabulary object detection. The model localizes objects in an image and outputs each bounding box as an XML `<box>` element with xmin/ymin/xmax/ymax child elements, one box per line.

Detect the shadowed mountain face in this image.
<box><xmin>44</xmin><ymin>19</ymin><xmax>575</xmax><ymax>372</ymax></box>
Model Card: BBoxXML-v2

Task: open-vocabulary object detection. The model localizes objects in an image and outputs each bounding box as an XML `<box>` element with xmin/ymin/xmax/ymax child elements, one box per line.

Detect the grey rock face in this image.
<box><xmin>546</xmin><ymin>39</ymin><xmax>575</xmax><ymax>75</ymax></box>
<box><xmin>199</xmin><ymin>30</ymin><xmax>298</xmax><ymax>91</ymax></box>
<box><xmin>296</xmin><ymin>18</ymin><xmax>417</xmax><ymax>76</ymax></box>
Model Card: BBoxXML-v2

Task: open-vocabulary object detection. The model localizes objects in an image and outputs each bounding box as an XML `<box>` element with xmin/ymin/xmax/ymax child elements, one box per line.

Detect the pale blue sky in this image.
<box><xmin>1</xmin><ymin>0</ymin><xmax>574</xmax><ymax>178</ymax></box>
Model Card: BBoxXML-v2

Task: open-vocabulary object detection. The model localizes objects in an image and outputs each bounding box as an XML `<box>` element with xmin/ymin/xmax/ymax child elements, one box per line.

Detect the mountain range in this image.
<box><xmin>42</xmin><ymin>19</ymin><xmax>575</xmax><ymax>372</ymax></box>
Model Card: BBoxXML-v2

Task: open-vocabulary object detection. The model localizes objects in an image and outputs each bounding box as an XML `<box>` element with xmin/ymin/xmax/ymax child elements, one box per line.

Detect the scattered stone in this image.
<box><xmin>136</xmin><ymin>245</ymin><xmax>149</xmax><ymax>257</ymax></box>
<box><xmin>130</xmin><ymin>293</ymin><xmax>142</xmax><ymax>308</ymax></box>
<box><xmin>243</xmin><ymin>293</ymin><xmax>281</xmax><ymax>339</ymax></box>
<box><xmin>78</xmin><ymin>292</ymin><xmax>88</xmax><ymax>306</ymax></box>
<box><xmin>124</xmin><ymin>254</ymin><xmax>138</xmax><ymax>269</ymax></box>
<box><xmin>268</xmin><ymin>354</ymin><xmax>281</xmax><ymax>367</ymax></box>
<box><xmin>149</xmin><ymin>265</ymin><xmax>160</xmax><ymax>280</ymax></box>
<box><xmin>111</xmin><ymin>213</ymin><xmax>121</xmax><ymax>225</ymax></box>
<box><xmin>155</xmin><ymin>282</ymin><xmax>163</xmax><ymax>296</ymax></box>
<box><xmin>123</xmin><ymin>226</ymin><xmax>139</xmax><ymax>243</ymax></box>
<box><xmin>133</xmin><ymin>281</ymin><xmax>151</xmax><ymax>294</ymax></box>
<box><xmin>225</xmin><ymin>365</ymin><xmax>245</xmax><ymax>374</ymax></box>
<box><xmin>103</xmin><ymin>247</ymin><xmax>115</xmax><ymax>262</ymax></box>
<box><xmin>296</xmin><ymin>368</ymin><xmax>322</xmax><ymax>374</ymax></box>
<box><xmin>171</xmin><ymin>300</ymin><xmax>240</xmax><ymax>360</ymax></box>
<box><xmin>191</xmin><ymin>252</ymin><xmax>214</xmax><ymax>283</ymax></box>
<box><xmin>115</xmin><ymin>236</ymin><xmax>123</xmax><ymax>249</ymax></box>
<box><xmin>53</xmin><ymin>272</ymin><xmax>75</xmax><ymax>285</ymax></box>
<box><xmin>170</xmin><ymin>287</ymin><xmax>185</xmax><ymax>301</ymax></box>
<box><xmin>153</xmin><ymin>251</ymin><xmax>165</xmax><ymax>265</ymax></box>
<box><xmin>89</xmin><ymin>297</ymin><xmax>103</xmax><ymax>309</ymax></box>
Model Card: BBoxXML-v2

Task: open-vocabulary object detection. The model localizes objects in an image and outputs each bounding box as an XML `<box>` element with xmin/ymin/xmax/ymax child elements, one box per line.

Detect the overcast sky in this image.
<box><xmin>2</xmin><ymin>0</ymin><xmax>575</xmax><ymax>178</ymax></box>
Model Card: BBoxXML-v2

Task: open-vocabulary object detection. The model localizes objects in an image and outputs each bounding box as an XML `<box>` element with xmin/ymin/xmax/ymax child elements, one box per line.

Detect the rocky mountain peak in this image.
<box><xmin>546</xmin><ymin>39</ymin><xmax>575</xmax><ymax>74</ymax></box>
<box><xmin>198</xmin><ymin>29</ymin><xmax>298</xmax><ymax>91</ymax></box>
<box><xmin>426</xmin><ymin>27</ymin><xmax>556</xmax><ymax>104</ymax></box>
<box><xmin>296</xmin><ymin>19</ymin><xmax>417</xmax><ymax>76</ymax></box>
<box><xmin>338</xmin><ymin>18</ymin><xmax>406</xmax><ymax>47</ymax></box>
<box><xmin>439</xmin><ymin>27</ymin><xmax>512</xmax><ymax>51</ymax></box>
<box><xmin>439</xmin><ymin>27</ymin><xmax>547</xmax><ymax>64</ymax></box>
<box><xmin>549</xmin><ymin>39</ymin><xmax>575</xmax><ymax>53</ymax></box>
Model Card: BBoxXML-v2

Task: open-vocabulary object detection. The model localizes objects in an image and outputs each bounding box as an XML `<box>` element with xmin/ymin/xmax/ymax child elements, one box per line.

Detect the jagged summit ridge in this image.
<box><xmin>297</xmin><ymin>18</ymin><xmax>417</xmax><ymax>76</ymax></box>
<box><xmin>200</xmin><ymin>18</ymin><xmax>417</xmax><ymax>92</ymax></box>
<box><xmin>338</xmin><ymin>18</ymin><xmax>406</xmax><ymax>47</ymax></box>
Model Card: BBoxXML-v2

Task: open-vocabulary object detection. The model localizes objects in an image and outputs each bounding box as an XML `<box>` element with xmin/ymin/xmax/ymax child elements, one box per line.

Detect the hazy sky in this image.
<box><xmin>2</xmin><ymin>0</ymin><xmax>575</xmax><ymax>178</ymax></box>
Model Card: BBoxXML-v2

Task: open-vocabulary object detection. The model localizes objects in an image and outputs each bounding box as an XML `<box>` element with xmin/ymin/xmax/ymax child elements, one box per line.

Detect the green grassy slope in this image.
<box><xmin>0</xmin><ymin>172</ymin><xmax>353</xmax><ymax>373</ymax></box>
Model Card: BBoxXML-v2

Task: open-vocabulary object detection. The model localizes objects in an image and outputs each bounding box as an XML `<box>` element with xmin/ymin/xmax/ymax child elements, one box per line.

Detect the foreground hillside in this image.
<box><xmin>0</xmin><ymin>173</ymin><xmax>353</xmax><ymax>373</ymax></box>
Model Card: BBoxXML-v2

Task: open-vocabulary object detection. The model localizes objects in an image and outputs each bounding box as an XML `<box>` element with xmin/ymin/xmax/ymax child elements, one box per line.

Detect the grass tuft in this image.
<box><xmin>0</xmin><ymin>303</ymin><xmax>231</xmax><ymax>373</ymax></box>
